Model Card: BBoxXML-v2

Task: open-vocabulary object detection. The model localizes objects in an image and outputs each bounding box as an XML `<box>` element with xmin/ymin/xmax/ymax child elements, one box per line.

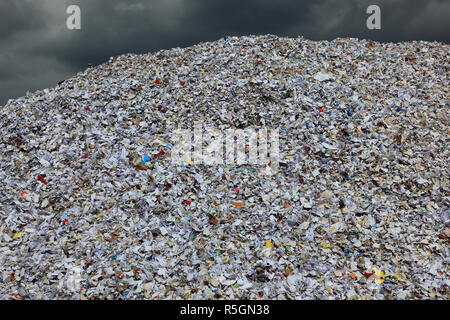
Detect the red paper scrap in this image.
<box><xmin>37</xmin><ymin>175</ymin><xmax>48</xmax><ymax>185</ymax></box>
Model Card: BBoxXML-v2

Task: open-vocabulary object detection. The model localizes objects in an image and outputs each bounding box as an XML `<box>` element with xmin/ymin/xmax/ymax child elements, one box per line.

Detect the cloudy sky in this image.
<box><xmin>1</xmin><ymin>0</ymin><xmax>448</xmax><ymax>105</ymax></box>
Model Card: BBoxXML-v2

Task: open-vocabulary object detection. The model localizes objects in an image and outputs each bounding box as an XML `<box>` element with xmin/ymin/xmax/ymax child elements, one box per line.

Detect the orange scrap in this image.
<box><xmin>232</xmin><ymin>201</ymin><xmax>243</xmax><ymax>207</ymax></box>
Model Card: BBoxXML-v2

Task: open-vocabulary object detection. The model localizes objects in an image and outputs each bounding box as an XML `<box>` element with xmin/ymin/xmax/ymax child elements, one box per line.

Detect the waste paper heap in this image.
<box><xmin>0</xmin><ymin>35</ymin><xmax>448</xmax><ymax>299</ymax></box>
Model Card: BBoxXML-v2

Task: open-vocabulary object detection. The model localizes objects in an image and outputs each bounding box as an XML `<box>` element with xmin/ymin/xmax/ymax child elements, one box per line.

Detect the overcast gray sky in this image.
<box><xmin>0</xmin><ymin>0</ymin><xmax>449</xmax><ymax>105</ymax></box>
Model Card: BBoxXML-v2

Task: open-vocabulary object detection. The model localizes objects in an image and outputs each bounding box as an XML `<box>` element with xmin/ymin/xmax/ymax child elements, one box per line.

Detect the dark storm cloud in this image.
<box><xmin>0</xmin><ymin>0</ymin><xmax>449</xmax><ymax>105</ymax></box>
<box><xmin>0</xmin><ymin>0</ymin><xmax>45</xmax><ymax>40</ymax></box>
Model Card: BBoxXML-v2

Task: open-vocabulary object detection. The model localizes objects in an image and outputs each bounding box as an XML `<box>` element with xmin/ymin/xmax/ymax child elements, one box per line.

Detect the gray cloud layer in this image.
<box><xmin>1</xmin><ymin>0</ymin><xmax>449</xmax><ymax>105</ymax></box>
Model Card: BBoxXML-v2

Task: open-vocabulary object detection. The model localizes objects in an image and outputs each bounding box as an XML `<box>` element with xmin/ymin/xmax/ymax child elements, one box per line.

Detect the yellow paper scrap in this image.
<box><xmin>13</xmin><ymin>232</ymin><xmax>24</xmax><ymax>239</ymax></box>
<box><xmin>263</xmin><ymin>240</ymin><xmax>275</xmax><ymax>249</ymax></box>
